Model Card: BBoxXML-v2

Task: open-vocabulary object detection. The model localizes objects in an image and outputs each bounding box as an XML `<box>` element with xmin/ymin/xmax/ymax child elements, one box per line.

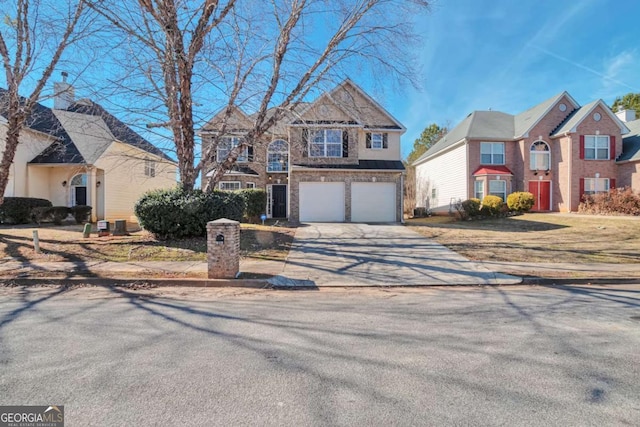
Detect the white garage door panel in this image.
<box><xmin>351</xmin><ymin>182</ymin><xmax>396</xmax><ymax>222</ymax></box>
<box><xmin>299</xmin><ymin>182</ymin><xmax>345</xmax><ymax>222</ymax></box>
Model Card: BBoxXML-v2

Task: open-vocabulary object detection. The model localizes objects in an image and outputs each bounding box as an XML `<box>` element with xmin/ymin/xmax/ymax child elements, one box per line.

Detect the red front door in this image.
<box><xmin>529</xmin><ymin>181</ymin><xmax>551</xmax><ymax>211</ymax></box>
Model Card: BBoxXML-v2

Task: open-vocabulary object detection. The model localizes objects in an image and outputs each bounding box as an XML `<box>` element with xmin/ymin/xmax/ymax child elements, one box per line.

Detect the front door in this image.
<box><xmin>529</xmin><ymin>181</ymin><xmax>551</xmax><ymax>211</ymax></box>
<box><xmin>75</xmin><ymin>186</ymin><xmax>87</xmax><ymax>206</ymax></box>
<box><xmin>272</xmin><ymin>185</ymin><xmax>287</xmax><ymax>218</ymax></box>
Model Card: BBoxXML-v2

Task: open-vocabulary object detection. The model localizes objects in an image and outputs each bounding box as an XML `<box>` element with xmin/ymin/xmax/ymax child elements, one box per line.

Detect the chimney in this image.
<box><xmin>615</xmin><ymin>108</ymin><xmax>636</xmax><ymax>123</ymax></box>
<box><xmin>53</xmin><ymin>71</ymin><xmax>74</xmax><ymax>110</ymax></box>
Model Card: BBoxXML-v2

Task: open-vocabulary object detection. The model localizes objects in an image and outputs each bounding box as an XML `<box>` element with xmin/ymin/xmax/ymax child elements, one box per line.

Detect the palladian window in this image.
<box><xmin>530</xmin><ymin>141</ymin><xmax>550</xmax><ymax>170</ymax></box>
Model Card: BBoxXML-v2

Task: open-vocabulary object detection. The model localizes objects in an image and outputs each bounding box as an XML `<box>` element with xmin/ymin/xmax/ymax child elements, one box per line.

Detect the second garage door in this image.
<box><xmin>299</xmin><ymin>182</ymin><xmax>345</xmax><ymax>222</ymax></box>
<box><xmin>351</xmin><ymin>182</ymin><xmax>396</xmax><ymax>222</ymax></box>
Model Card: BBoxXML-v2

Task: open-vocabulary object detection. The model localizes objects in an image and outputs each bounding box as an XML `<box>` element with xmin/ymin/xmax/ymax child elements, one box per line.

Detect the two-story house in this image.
<box><xmin>413</xmin><ymin>92</ymin><xmax>633</xmax><ymax>213</ymax></box>
<box><xmin>200</xmin><ymin>79</ymin><xmax>406</xmax><ymax>223</ymax></box>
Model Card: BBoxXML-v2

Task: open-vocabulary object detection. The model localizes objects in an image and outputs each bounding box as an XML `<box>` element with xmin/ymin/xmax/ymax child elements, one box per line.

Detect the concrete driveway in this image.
<box><xmin>270</xmin><ymin>223</ymin><xmax>520</xmax><ymax>287</ymax></box>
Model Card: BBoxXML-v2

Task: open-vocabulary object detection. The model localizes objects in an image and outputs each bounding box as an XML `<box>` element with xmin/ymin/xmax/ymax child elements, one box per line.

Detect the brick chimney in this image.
<box><xmin>53</xmin><ymin>71</ymin><xmax>74</xmax><ymax>110</ymax></box>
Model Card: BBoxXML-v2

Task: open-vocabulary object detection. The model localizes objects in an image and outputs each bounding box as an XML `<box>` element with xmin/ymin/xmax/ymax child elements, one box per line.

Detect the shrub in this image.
<box><xmin>71</xmin><ymin>205</ymin><xmax>92</xmax><ymax>224</ymax></box>
<box><xmin>0</xmin><ymin>197</ymin><xmax>52</xmax><ymax>224</ymax></box>
<box><xmin>579</xmin><ymin>187</ymin><xmax>640</xmax><ymax>216</ymax></box>
<box><xmin>481</xmin><ymin>195</ymin><xmax>504</xmax><ymax>217</ymax></box>
<box><xmin>240</xmin><ymin>188</ymin><xmax>267</xmax><ymax>222</ymax></box>
<box><xmin>507</xmin><ymin>192</ymin><xmax>535</xmax><ymax>213</ymax></box>
<box><xmin>135</xmin><ymin>187</ymin><xmax>245</xmax><ymax>239</ymax></box>
<box><xmin>461</xmin><ymin>198</ymin><xmax>481</xmax><ymax>218</ymax></box>
<box><xmin>30</xmin><ymin>206</ymin><xmax>71</xmax><ymax>225</ymax></box>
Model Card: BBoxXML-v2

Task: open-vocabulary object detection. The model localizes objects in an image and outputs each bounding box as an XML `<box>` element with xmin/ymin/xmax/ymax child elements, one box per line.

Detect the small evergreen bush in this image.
<box><xmin>0</xmin><ymin>197</ymin><xmax>52</xmax><ymax>224</ymax></box>
<box><xmin>30</xmin><ymin>206</ymin><xmax>71</xmax><ymax>225</ymax></box>
<box><xmin>135</xmin><ymin>187</ymin><xmax>245</xmax><ymax>239</ymax></box>
<box><xmin>481</xmin><ymin>195</ymin><xmax>504</xmax><ymax>217</ymax></box>
<box><xmin>240</xmin><ymin>188</ymin><xmax>267</xmax><ymax>222</ymax></box>
<box><xmin>507</xmin><ymin>192</ymin><xmax>535</xmax><ymax>213</ymax></box>
<box><xmin>71</xmin><ymin>205</ymin><xmax>92</xmax><ymax>224</ymax></box>
<box><xmin>461</xmin><ymin>198</ymin><xmax>482</xmax><ymax>219</ymax></box>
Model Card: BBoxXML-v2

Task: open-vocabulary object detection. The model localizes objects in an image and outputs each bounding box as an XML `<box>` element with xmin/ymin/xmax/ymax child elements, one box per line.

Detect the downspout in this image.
<box><xmin>566</xmin><ymin>132</ymin><xmax>572</xmax><ymax>212</ymax></box>
<box><xmin>400</xmin><ymin>172</ymin><xmax>405</xmax><ymax>223</ymax></box>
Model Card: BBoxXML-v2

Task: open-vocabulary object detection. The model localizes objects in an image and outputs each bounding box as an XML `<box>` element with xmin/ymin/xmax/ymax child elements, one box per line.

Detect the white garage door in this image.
<box><xmin>351</xmin><ymin>182</ymin><xmax>396</xmax><ymax>222</ymax></box>
<box><xmin>299</xmin><ymin>182</ymin><xmax>345</xmax><ymax>222</ymax></box>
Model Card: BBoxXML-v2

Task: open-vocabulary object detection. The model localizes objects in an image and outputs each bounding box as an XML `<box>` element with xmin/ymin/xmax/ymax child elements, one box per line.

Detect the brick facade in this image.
<box><xmin>207</xmin><ymin>219</ymin><xmax>240</xmax><ymax>279</ymax></box>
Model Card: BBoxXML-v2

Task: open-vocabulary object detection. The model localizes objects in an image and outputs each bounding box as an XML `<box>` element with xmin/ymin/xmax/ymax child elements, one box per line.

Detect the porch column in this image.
<box><xmin>89</xmin><ymin>167</ymin><xmax>98</xmax><ymax>222</ymax></box>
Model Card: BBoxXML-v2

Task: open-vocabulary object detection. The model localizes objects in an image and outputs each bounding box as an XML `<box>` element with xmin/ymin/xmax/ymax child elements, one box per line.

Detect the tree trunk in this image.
<box><xmin>0</xmin><ymin>114</ymin><xmax>25</xmax><ymax>206</ymax></box>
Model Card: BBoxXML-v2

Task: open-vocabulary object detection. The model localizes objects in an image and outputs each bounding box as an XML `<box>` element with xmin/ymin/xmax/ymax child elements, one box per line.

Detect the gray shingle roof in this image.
<box><xmin>513</xmin><ymin>92</ymin><xmax>567</xmax><ymax>138</ymax></box>
<box><xmin>618</xmin><ymin>119</ymin><xmax>640</xmax><ymax>162</ymax></box>
<box><xmin>293</xmin><ymin>160</ymin><xmax>405</xmax><ymax>170</ymax></box>
<box><xmin>550</xmin><ymin>100</ymin><xmax>600</xmax><ymax>136</ymax></box>
<box><xmin>413</xmin><ymin>92</ymin><xmax>576</xmax><ymax>166</ymax></box>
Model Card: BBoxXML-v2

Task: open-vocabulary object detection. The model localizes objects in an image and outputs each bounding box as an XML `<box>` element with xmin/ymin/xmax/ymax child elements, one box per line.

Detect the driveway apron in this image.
<box><xmin>270</xmin><ymin>223</ymin><xmax>520</xmax><ymax>287</ymax></box>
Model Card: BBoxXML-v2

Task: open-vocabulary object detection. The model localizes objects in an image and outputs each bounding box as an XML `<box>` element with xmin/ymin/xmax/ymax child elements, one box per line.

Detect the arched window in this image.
<box><xmin>530</xmin><ymin>141</ymin><xmax>550</xmax><ymax>171</ymax></box>
<box><xmin>267</xmin><ymin>139</ymin><xmax>289</xmax><ymax>172</ymax></box>
<box><xmin>70</xmin><ymin>173</ymin><xmax>88</xmax><ymax>206</ymax></box>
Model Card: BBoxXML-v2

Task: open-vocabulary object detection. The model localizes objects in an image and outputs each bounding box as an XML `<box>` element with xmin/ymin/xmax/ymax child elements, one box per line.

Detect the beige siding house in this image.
<box><xmin>1</xmin><ymin>82</ymin><xmax>177</xmax><ymax>222</ymax></box>
<box><xmin>201</xmin><ymin>79</ymin><xmax>406</xmax><ymax>223</ymax></box>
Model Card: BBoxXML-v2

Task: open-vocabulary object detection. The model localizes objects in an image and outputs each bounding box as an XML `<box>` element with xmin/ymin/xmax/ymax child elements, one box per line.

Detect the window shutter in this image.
<box><xmin>248</xmin><ymin>146</ymin><xmax>254</xmax><ymax>162</ymax></box>
<box><xmin>579</xmin><ymin>135</ymin><xmax>585</xmax><ymax>159</ymax></box>
<box><xmin>342</xmin><ymin>130</ymin><xmax>349</xmax><ymax>158</ymax></box>
<box><xmin>366</xmin><ymin>133</ymin><xmax>371</xmax><ymax>148</ymax></box>
<box><xmin>579</xmin><ymin>178</ymin><xmax>584</xmax><ymax>198</ymax></box>
<box><xmin>610</xmin><ymin>178</ymin><xmax>616</xmax><ymax>189</ymax></box>
<box><xmin>302</xmin><ymin>128</ymin><xmax>308</xmax><ymax>158</ymax></box>
<box><xmin>383</xmin><ymin>133</ymin><xmax>388</xmax><ymax>149</ymax></box>
<box><xmin>610</xmin><ymin>136</ymin><xmax>616</xmax><ymax>160</ymax></box>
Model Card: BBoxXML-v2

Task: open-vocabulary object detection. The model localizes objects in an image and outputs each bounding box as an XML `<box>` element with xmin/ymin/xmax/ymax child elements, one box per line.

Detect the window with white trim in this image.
<box><xmin>217</xmin><ymin>136</ymin><xmax>248</xmax><ymax>162</ymax></box>
<box><xmin>370</xmin><ymin>133</ymin><xmax>384</xmax><ymax>149</ymax></box>
<box><xmin>267</xmin><ymin>139</ymin><xmax>289</xmax><ymax>172</ymax></box>
<box><xmin>585</xmin><ymin>135</ymin><xmax>609</xmax><ymax>160</ymax></box>
<box><xmin>480</xmin><ymin>142</ymin><xmax>505</xmax><ymax>165</ymax></box>
<box><xmin>144</xmin><ymin>158</ymin><xmax>156</xmax><ymax>177</ymax></box>
<box><xmin>474</xmin><ymin>180</ymin><xmax>484</xmax><ymax>200</ymax></box>
<box><xmin>246</xmin><ymin>182</ymin><xmax>255</xmax><ymax>189</ymax></box>
<box><xmin>584</xmin><ymin>178</ymin><xmax>610</xmax><ymax>195</ymax></box>
<box><xmin>530</xmin><ymin>141</ymin><xmax>550</xmax><ymax>170</ymax></box>
<box><xmin>309</xmin><ymin>129</ymin><xmax>342</xmax><ymax>158</ymax></box>
<box><xmin>219</xmin><ymin>181</ymin><xmax>241</xmax><ymax>191</ymax></box>
<box><xmin>489</xmin><ymin>179</ymin><xmax>506</xmax><ymax>200</ymax></box>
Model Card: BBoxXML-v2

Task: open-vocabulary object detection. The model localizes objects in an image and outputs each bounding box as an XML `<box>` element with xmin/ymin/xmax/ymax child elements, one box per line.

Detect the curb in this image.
<box><xmin>520</xmin><ymin>276</ymin><xmax>640</xmax><ymax>286</ymax></box>
<box><xmin>0</xmin><ymin>277</ymin><xmax>271</xmax><ymax>289</ymax></box>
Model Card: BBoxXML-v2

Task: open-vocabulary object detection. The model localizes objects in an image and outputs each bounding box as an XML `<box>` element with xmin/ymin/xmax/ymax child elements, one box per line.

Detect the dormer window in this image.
<box><xmin>217</xmin><ymin>136</ymin><xmax>248</xmax><ymax>162</ymax></box>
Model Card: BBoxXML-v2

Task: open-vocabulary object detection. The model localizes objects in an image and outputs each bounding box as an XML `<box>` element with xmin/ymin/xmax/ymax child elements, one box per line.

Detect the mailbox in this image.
<box><xmin>215</xmin><ymin>234</ymin><xmax>225</xmax><ymax>245</ymax></box>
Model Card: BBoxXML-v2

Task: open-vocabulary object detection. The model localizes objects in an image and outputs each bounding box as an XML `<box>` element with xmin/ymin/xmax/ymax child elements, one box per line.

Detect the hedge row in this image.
<box><xmin>135</xmin><ymin>187</ymin><xmax>267</xmax><ymax>239</ymax></box>
<box><xmin>32</xmin><ymin>205</ymin><xmax>92</xmax><ymax>225</ymax></box>
<box><xmin>579</xmin><ymin>187</ymin><xmax>640</xmax><ymax>215</ymax></box>
<box><xmin>457</xmin><ymin>192</ymin><xmax>535</xmax><ymax>220</ymax></box>
<box><xmin>0</xmin><ymin>197</ymin><xmax>52</xmax><ymax>224</ymax></box>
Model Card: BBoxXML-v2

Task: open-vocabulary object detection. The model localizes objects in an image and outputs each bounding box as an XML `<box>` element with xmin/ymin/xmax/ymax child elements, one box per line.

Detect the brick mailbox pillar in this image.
<box><xmin>207</xmin><ymin>218</ymin><xmax>240</xmax><ymax>279</ymax></box>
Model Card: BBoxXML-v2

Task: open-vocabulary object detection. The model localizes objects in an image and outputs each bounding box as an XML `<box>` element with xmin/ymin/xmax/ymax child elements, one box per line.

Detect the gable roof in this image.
<box><xmin>413</xmin><ymin>110</ymin><xmax>513</xmax><ymax>165</ymax></box>
<box><xmin>514</xmin><ymin>91</ymin><xmax>579</xmax><ymax>138</ymax></box>
<box><xmin>551</xmin><ymin>99</ymin><xmax>630</xmax><ymax>136</ymax></box>
<box><xmin>618</xmin><ymin>119</ymin><xmax>640</xmax><ymax>162</ymax></box>
<box><xmin>293</xmin><ymin>79</ymin><xmax>405</xmax><ymax>131</ymax></box>
<box><xmin>0</xmin><ymin>88</ymin><xmax>174</xmax><ymax>165</ymax></box>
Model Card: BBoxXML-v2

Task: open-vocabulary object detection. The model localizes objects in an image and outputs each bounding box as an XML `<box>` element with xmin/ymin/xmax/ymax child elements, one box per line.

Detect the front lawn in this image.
<box><xmin>0</xmin><ymin>222</ymin><xmax>295</xmax><ymax>263</ymax></box>
<box><xmin>406</xmin><ymin>213</ymin><xmax>640</xmax><ymax>264</ymax></box>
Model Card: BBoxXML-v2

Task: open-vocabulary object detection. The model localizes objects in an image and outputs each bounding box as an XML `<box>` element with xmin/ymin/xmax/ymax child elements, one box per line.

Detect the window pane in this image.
<box><xmin>493</xmin><ymin>154</ymin><xmax>504</xmax><ymax>164</ymax></box>
<box><xmin>597</xmin><ymin>148</ymin><xmax>608</xmax><ymax>159</ymax></box>
<box><xmin>494</xmin><ymin>143</ymin><xmax>505</xmax><ymax>155</ymax></box>
<box><xmin>326</xmin><ymin>130</ymin><xmax>342</xmax><ymax>143</ymax></box>
<box><xmin>480</xmin><ymin>143</ymin><xmax>491</xmax><ymax>154</ymax></box>
<box><xmin>311</xmin><ymin>131</ymin><xmax>324</xmax><ymax>143</ymax></box>
<box><xmin>326</xmin><ymin>144</ymin><xmax>342</xmax><ymax>157</ymax></box>
<box><xmin>481</xmin><ymin>154</ymin><xmax>492</xmax><ymax>164</ymax></box>
<box><xmin>585</xmin><ymin>148</ymin><xmax>596</xmax><ymax>159</ymax></box>
<box><xmin>585</xmin><ymin>136</ymin><xmax>595</xmax><ymax>148</ymax></box>
<box><xmin>310</xmin><ymin>143</ymin><xmax>324</xmax><ymax>157</ymax></box>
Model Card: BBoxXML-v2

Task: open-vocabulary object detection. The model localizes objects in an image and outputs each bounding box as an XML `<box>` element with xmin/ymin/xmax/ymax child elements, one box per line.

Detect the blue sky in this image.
<box><xmin>389</xmin><ymin>0</ymin><xmax>640</xmax><ymax>159</ymax></box>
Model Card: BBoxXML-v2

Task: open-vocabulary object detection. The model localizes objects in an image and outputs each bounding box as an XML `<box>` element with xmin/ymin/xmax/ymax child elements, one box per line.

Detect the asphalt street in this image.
<box><xmin>0</xmin><ymin>284</ymin><xmax>639</xmax><ymax>426</ymax></box>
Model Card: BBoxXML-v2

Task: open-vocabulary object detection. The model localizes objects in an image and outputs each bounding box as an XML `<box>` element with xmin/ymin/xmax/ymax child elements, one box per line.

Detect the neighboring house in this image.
<box><xmin>200</xmin><ymin>79</ymin><xmax>406</xmax><ymax>223</ymax></box>
<box><xmin>1</xmin><ymin>78</ymin><xmax>177</xmax><ymax>222</ymax></box>
<box><xmin>413</xmin><ymin>92</ymin><xmax>634</xmax><ymax>213</ymax></box>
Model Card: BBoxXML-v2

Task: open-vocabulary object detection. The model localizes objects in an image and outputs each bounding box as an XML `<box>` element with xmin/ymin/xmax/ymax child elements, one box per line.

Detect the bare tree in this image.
<box><xmin>0</xmin><ymin>0</ymin><xmax>91</xmax><ymax>205</ymax></box>
<box><xmin>87</xmin><ymin>0</ymin><xmax>430</xmax><ymax>191</ymax></box>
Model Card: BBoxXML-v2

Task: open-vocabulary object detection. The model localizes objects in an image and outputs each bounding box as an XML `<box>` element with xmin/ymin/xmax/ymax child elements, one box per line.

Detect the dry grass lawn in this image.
<box><xmin>0</xmin><ymin>222</ymin><xmax>295</xmax><ymax>263</ymax></box>
<box><xmin>406</xmin><ymin>213</ymin><xmax>640</xmax><ymax>264</ymax></box>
